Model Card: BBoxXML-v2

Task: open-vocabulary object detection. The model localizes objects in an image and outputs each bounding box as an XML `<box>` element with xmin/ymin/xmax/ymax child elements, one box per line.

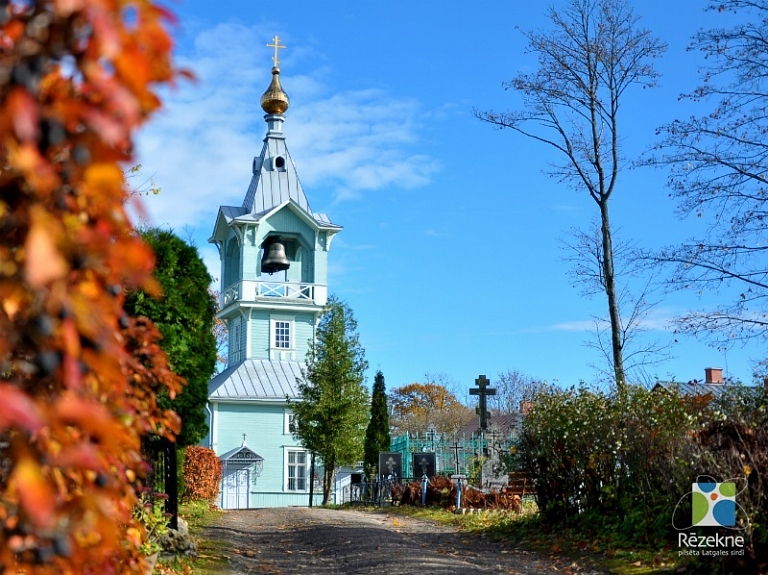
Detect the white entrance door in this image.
<box><xmin>222</xmin><ymin>467</ymin><xmax>250</xmax><ymax>509</ymax></box>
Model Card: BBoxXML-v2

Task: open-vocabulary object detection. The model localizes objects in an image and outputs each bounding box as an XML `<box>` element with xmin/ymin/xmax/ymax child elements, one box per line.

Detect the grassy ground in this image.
<box><xmin>155</xmin><ymin>501</ymin><xmax>226</xmax><ymax>575</ymax></box>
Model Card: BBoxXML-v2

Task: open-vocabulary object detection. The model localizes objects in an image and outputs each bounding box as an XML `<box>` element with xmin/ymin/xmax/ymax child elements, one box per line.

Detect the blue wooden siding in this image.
<box><xmin>294</xmin><ymin>315</ymin><xmax>315</xmax><ymax>357</ymax></box>
<box><xmin>226</xmin><ymin>316</ymin><xmax>247</xmax><ymax>365</ymax></box>
<box><xmin>249</xmin><ymin>310</ymin><xmax>270</xmax><ymax>359</ymax></box>
<box><xmin>222</xmin><ymin>235</ymin><xmax>241</xmax><ymax>290</ymax></box>
<box><xmin>247</xmin><ymin>310</ymin><xmax>315</xmax><ymax>361</ymax></box>
<box><xmin>264</xmin><ymin>209</ymin><xmax>315</xmax><ymax>248</ymax></box>
<box><xmin>214</xmin><ymin>401</ymin><xmax>318</xmax><ymax>507</ymax></box>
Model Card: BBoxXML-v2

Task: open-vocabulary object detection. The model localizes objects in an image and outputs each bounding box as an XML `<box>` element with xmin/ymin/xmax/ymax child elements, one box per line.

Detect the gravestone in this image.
<box><xmin>411</xmin><ymin>452</ymin><xmax>436</xmax><ymax>479</ymax></box>
<box><xmin>378</xmin><ymin>452</ymin><xmax>402</xmax><ymax>480</ymax></box>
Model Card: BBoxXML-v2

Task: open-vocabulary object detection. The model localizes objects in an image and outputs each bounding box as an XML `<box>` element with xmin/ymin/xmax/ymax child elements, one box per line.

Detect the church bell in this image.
<box><xmin>261</xmin><ymin>236</ymin><xmax>290</xmax><ymax>274</ymax></box>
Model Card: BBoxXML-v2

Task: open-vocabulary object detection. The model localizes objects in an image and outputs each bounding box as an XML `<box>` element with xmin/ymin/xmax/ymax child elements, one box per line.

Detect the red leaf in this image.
<box><xmin>53</xmin><ymin>443</ymin><xmax>105</xmax><ymax>471</ymax></box>
<box><xmin>0</xmin><ymin>384</ymin><xmax>43</xmax><ymax>432</ymax></box>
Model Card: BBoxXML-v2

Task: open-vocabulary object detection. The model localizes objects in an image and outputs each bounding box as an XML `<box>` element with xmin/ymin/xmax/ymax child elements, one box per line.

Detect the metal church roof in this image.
<box><xmin>242</xmin><ymin>139</ymin><xmax>311</xmax><ymax>215</ymax></box>
<box><xmin>239</xmin><ymin>113</ymin><xmax>340</xmax><ymax>231</ymax></box>
<box><xmin>208</xmin><ymin>359</ymin><xmax>303</xmax><ymax>401</ymax></box>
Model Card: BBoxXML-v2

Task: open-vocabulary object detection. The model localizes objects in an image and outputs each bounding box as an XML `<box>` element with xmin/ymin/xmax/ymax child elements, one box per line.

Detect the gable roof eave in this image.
<box><xmin>209</xmin><ymin>206</ymin><xmax>248</xmax><ymax>244</ymax></box>
<box><xmin>252</xmin><ymin>199</ymin><xmax>342</xmax><ymax>231</ymax></box>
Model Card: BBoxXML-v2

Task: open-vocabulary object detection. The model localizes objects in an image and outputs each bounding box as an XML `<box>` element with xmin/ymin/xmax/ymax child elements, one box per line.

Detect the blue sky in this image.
<box><xmin>134</xmin><ymin>0</ymin><xmax>764</xmax><ymax>393</ymax></box>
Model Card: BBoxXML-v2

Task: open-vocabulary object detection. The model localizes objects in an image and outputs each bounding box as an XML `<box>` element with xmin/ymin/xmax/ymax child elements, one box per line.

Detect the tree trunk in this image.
<box><xmin>308</xmin><ymin>452</ymin><xmax>315</xmax><ymax>507</ymax></box>
<box><xmin>599</xmin><ymin>199</ymin><xmax>626</xmax><ymax>393</ymax></box>
<box><xmin>322</xmin><ymin>458</ymin><xmax>334</xmax><ymax>505</ymax></box>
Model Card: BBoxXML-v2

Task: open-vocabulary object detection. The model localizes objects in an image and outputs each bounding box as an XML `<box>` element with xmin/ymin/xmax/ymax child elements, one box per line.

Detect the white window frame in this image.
<box><xmin>270</xmin><ymin>315</ymin><xmax>295</xmax><ymax>359</ymax></box>
<box><xmin>284</xmin><ymin>448</ymin><xmax>308</xmax><ymax>492</ymax></box>
<box><xmin>274</xmin><ymin>320</ymin><xmax>290</xmax><ymax>349</ymax></box>
<box><xmin>284</xmin><ymin>410</ymin><xmax>295</xmax><ymax>435</ymax></box>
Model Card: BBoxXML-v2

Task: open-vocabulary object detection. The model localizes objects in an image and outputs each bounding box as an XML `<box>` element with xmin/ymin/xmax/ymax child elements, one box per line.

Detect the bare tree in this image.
<box><xmin>490</xmin><ymin>370</ymin><xmax>549</xmax><ymax>414</ymax></box>
<box><xmin>475</xmin><ymin>0</ymin><xmax>666</xmax><ymax>391</ymax></box>
<box><xmin>561</xmin><ymin>221</ymin><xmax>673</xmax><ymax>384</ymax></box>
<box><xmin>647</xmin><ymin>0</ymin><xmax>768</xmax><ymax>347</ymax></box>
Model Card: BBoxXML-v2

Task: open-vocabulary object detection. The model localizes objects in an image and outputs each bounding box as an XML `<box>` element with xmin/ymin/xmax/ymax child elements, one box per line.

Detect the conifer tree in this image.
<box><xmin>363</xmin><ymin>370</ymin><xmax>391</xmax><ymax>475</ymax></box>
<box><xmin>124</xmin><ymin>228</ymin><xmax>218</xmax><ymax>446</ymax></box>
<box><xmin>291</xmin><ymin>296</ymin><xmax>369</xmax><ymax>504</ymax></box>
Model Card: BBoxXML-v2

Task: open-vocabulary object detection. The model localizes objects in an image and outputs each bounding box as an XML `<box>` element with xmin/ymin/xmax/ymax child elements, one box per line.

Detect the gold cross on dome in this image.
<box><xmin>267</xmin><ymin>35</ymin><xmax>286</xmax><ymax>67</ymax></box>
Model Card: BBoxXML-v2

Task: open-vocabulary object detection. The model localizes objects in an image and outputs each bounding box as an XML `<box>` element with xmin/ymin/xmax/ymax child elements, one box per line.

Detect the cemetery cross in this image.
<box><xmin>470</xmin><ymin>374</ymin><xmax>496</xmax><ymax>431</ymax></box>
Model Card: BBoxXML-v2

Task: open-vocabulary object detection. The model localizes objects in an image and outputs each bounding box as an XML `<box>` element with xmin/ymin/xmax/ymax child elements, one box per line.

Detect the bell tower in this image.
<box><xmin>208</xmin><ymin>37</ymin><xmax>341</xmax><ymax>372</ymax></box>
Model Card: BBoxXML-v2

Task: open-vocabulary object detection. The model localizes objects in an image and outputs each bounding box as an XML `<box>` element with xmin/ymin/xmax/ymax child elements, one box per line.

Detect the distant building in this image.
<box><xmin>653</xmin><ymin>366</ymin><xmax>764</xmax><ymax>399</ymax></box>
<box><xmin>203</xmin><ymin>49</ymin><xmax>341</xmax><ymax>508</ymax></box>
<box><xmin>454</xmin><ymin>414</ymin><xmax>519</xmax><ymax>442</ymax></box>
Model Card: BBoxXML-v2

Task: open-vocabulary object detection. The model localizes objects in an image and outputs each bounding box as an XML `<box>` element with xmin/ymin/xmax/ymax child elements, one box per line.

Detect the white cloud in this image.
<box><xmin>546</xmin><ymin>306</ymin><xmax>678</xmax><ymax>333</ymax></box>
<box><xmin>133</xmin><ymin>22</ymin><xmax>439</xmax><ymax>231</ymax></box>
<box><xmin>549</xmin><ymin>319</ymin><xmax>598</xmax><ymax>332</ymax></box>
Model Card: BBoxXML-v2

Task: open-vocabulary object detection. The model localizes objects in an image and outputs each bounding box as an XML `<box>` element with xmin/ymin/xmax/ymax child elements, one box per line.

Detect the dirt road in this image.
<box><xmin>199</xmin><ymin>507</ymin><xmax>607</xmax><ymax>575</ymax></box>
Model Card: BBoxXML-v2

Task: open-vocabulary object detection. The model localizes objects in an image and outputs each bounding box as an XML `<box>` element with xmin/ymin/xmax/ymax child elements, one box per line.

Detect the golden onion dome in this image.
<box><xmin>260</xmin><ymin>67</ymin><xmax>290</xmax><ymax>115</ymax></box>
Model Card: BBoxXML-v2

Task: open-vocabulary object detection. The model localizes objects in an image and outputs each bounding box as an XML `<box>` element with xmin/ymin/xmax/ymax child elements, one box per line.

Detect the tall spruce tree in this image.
<box><xmin>363</xmin><ymin>370</ymin><xmax>391</xmax><ymax>475</ymax></box>
<box><xmin>290</xmin><ymin>295</ymin><xmax>370</xmax><ymax>504</ymax></box>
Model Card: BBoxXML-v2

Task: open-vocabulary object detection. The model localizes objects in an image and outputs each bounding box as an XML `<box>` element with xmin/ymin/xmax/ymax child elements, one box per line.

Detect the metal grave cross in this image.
<box><xmin>469</xmin><ymin>374</ymin><xmax>496</xmax><ymax>432</ymax></box>
<box><xmin>447</xmin><ymin>439</ymin><xmax>466</xmax><ymax>475</ymax></box>
<box><xmin>267</xmin><ymin>35</ymin><xmax>286</xmax><ymax>67</ymax></box>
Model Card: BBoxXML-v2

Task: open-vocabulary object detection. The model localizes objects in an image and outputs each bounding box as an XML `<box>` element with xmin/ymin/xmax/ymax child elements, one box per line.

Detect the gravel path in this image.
<box><xmin>199</xmin><ymin>507</ymin><xmax>608</xmax><ymax>575</ymax></box>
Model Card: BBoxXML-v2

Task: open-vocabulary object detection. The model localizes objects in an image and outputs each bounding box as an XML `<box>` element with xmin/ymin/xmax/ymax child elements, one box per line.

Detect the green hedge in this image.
<box><xmin>517</xmin><ymin>384</ymin><xmax>767</xmax><ymax>571</ymax></box>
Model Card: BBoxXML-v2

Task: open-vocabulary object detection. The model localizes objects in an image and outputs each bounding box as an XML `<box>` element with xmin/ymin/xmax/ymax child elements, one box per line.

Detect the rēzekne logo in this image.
<box><xmin>673</xmin><ymin>475</ymin><xmax>749</xmax><ymax>557</ymax></box>
<box><xmin>691</xmin><ymin>480</ymin><xmax>736</xmax><ymax>526</ymax></box>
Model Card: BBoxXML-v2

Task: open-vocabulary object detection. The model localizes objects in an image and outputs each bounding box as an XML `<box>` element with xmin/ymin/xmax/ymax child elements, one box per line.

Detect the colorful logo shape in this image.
<box><xmin>692</xmin><ymin>481</ymin><xmax>736</xmax><ymax>527</ymax></box>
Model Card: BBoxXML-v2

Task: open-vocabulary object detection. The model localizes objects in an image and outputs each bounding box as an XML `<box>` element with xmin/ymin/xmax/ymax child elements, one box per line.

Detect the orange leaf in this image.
<box><xmin>61</xmin><ymin>317</ymin><xmax>80</xmax><ymax>357</ymax></box>
<box><xmin>7</xmin><ymin>87</ymin><xmax>39</xmax><ymax>142</ymax></box>
<box><xmin>63</xmin><ymin>354</ymin><xmax>82</xmax><ymax>390</ymax></box>
<box><xmin>0</xmin><ymin>282</ymin><xmax>27</xmax><ymax>320</ymax></box>
<box><xmin>24</xmin><ymin>207</ymin><xmax>69</xmax><ymax>287</ymax></box>
<box><xmin>11</xmin><ymin>457</ymin><xmax>55</xmax><ymax>528</ymax></box>
<box><xmin>83</xmin><ymin>163</ymin><xmax>125</xmax><ymax>199</ymax></box>
<box><xmin>53</xmin><ymin>443</ymin><xmax>105</xmax><ymax>471</ymax></box>
<box><xmin>52</xmin><ymin>0</ymin><xmax>88</xmax><ymax>17</ymax></box>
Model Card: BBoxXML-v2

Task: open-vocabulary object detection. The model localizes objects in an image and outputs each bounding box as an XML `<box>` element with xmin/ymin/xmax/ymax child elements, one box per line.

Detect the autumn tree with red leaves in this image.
<box><xmin>0</xmin><ymin>0</ymin><xmax>187</xmax><ymax>572</ymax></box>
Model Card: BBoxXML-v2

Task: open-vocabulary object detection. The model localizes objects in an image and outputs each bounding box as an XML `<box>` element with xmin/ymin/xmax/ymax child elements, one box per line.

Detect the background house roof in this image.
<box><xmin>455</xmin><ymin>414</ymin><xmax>519</xmax><ymax>440</ymax></box>
<box><xmin>652</xmin><ymin>381</ymin><xmax>733</xmax><ymax>398</ymax></box>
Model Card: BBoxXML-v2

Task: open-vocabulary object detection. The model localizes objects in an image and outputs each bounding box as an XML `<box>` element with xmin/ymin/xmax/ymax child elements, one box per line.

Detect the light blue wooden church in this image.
<box><xmin>204</xmin><ymin>42</ymin><xmax>340</xmax><ymax>508</ymax></box>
